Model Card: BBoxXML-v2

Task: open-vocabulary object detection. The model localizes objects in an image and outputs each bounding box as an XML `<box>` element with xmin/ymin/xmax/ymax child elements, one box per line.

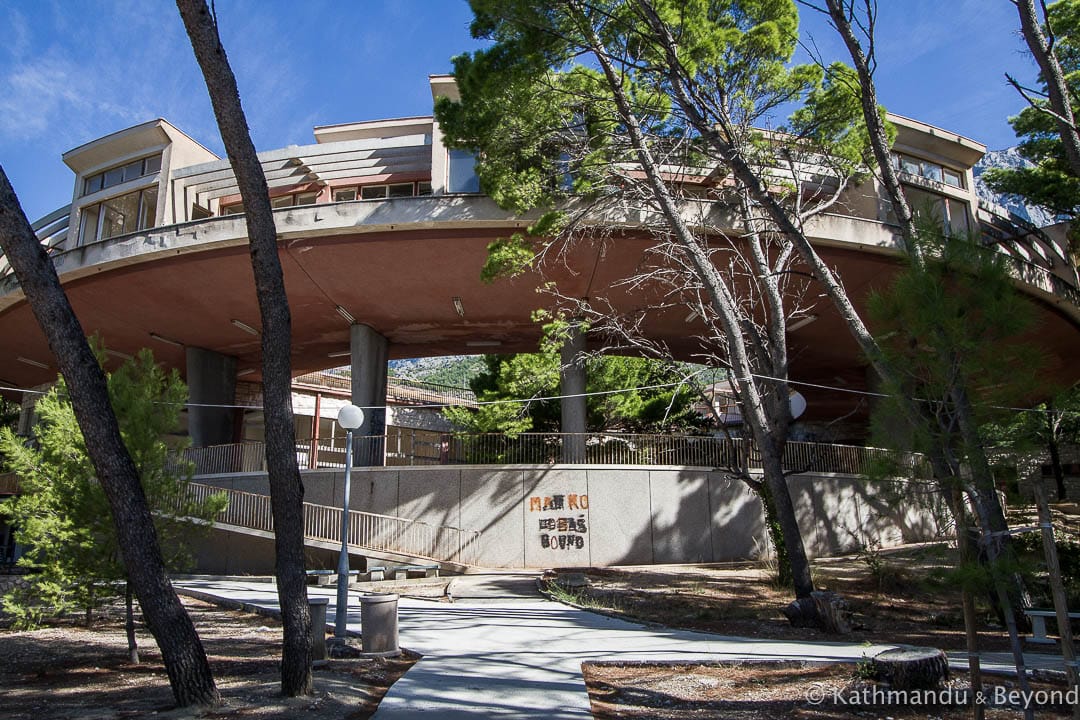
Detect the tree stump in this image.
<box><xmin>872</xmin><ymin>646</ymin><xmax>949</xmax><ymax>690</ymax></box>
<box><xmin>782</xmin><ymin>591</ymin><xmax>852</xmax><ymax>634</ymax></box>
<box><xmin>812</xmin><ymin>591</ymin><xmax>852</xmax><ymax>634</ymax></box>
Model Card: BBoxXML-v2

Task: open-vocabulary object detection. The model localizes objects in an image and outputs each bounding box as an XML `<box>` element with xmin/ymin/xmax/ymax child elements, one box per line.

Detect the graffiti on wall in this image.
<box><xmin>529</xmin><ymin>493</ymin><xmax>588</xmax><ymax>551</ymax></box>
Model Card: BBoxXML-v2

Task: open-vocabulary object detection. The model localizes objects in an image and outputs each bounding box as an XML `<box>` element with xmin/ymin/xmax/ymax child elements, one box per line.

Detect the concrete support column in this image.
<box><xmin>350</xmin><ymin>324</ymin><xmax>389</xmax><ymax>467</ymax></box>
<box><xmin>186</xmin><ymin>347</ymin><xmax>238</xmax><ymax>448</ymax></box>
<box><xmin>560</xmin><ymin>321</ymin><xmax>587</xmax><ymax>463</ymax></box>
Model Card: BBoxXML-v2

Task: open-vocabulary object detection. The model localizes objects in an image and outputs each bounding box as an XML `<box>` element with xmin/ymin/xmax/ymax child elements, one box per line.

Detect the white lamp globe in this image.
<box><xmin>337</xmin><ymin>404</ymin><xmax>365</xmax><ymax>430</ymax></box>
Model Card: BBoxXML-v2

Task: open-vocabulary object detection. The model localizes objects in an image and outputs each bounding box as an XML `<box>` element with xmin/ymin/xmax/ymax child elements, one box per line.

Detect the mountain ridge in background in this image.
<box><xmin>973</xmin><ymin>146</ymin><xmax>1063</xmax><ymax>228</ymax></box>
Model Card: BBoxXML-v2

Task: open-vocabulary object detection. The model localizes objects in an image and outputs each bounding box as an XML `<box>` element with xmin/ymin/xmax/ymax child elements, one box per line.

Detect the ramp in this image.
<box><xmin>185</xmin><ymin>482</ymin><xmax>481</xmax><ymax>572</ymax></box>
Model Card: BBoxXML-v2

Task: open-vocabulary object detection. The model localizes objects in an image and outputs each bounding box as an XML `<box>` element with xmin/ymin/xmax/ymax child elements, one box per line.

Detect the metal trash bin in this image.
<box><xmin>360</xmin><ymin>593</ymin><xmax>400</xmax><ymax>656</ymax></box>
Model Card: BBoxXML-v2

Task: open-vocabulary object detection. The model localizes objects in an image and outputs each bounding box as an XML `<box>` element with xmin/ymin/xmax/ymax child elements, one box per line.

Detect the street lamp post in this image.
<box><xmin>334</xmin><ymin>403</ymin><xmax>364</xmax><ymax>639</ymax></box>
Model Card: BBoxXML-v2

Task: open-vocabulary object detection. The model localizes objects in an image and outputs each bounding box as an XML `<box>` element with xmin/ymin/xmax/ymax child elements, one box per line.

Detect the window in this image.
<box><xmin>361</xmin><ymin>185</ymin><xmax>388</xmax><ymax>200</ymax></box>
<box><xmin>448</xmin><ymin>149</ymin><xmax>480</xmax><ymax>193</ymax></box>
<box><xmin>78</xmin><ymin>185</ymin><xmax>158</xmax><ymax>244</ymax></box>
<box><xmin>892</xmin><ymin>152</ymin><xmax>963</xmax><ymax>189</ymax></box>
<box><xmin>269</xmin><ymin>191</ymin><xmax>319</xmax><ymax>209</ymax></box>
<box><xmin>906</xmin><ymin>187</ymin><xmax>969</xmax><ymax>236</ymax></box>
<box><xmin>357</xmin><ymin>182</ymin><xmax>430</xmax><ymax>200</ymax></box>
<box><xmin>919</xmin><ymin>162</ymin><xmax>943</xmax><ymax>183</ymax></box>
<box><xmin>221</xmin><ymin>202</ymin><xmax>244</xmax><ymax>215</ymax></box>
<box><xmin>334</xmin><ymin>188</ymin><xmax>357</xmax><ymax>202</ymax></box>
<box><xmin>82</xmin><ymin>154</ymin><xmax>162</xmax><ymax>196</ymax></box>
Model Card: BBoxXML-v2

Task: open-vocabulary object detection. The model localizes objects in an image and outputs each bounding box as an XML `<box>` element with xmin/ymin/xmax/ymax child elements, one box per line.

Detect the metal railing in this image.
<box><xmin>184</xmin><ymin>481</ymin><xmax>481</xmax><ymax>566</ymax></box>
<box><xmin>182</xmin><ymin>428</ymin><xmax>930</xmax><ymax>478</ymax></box>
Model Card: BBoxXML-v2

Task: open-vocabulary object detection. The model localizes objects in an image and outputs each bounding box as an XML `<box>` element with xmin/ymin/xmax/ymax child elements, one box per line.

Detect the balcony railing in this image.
<box><xmin>181</xmin><ymin>427</ymin><xmax>929</xmax><ymax>478</ymax></box>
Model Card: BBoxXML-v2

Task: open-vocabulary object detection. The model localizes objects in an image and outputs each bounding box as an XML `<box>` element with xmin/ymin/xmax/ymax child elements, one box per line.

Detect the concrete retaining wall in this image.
<box><xmin>193</xmin><ymin>465</ymin><xmax>946</xmax><ymax>571</ymax></box>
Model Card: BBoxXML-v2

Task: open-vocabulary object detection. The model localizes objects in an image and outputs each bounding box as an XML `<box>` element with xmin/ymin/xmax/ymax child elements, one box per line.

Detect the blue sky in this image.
<box><xmin>0</xmin><ymin>0</ymin><xmax>1041</xmax><ymax>223</ymax></box>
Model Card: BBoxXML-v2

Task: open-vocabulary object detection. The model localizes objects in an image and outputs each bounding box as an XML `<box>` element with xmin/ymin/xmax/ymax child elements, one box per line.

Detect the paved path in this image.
<box><xmin>175</xmin><ymin>576</ymin><xmax>1071</xmax><ymax>719</ymax></box>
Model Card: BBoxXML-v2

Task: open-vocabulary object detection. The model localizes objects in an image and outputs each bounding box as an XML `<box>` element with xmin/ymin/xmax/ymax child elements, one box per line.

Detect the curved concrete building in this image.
<box><xmin>3</xmin><ymin>76</ymin><xmax>1079</xmax><ymax>448</ymax></box>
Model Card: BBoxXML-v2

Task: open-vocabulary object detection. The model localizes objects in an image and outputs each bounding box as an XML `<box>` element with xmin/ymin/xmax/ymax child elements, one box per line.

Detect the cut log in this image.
<box><xmin>872</xmin><ymin>646</ymin><xmax>949</xmax><ymax>690</ymax></box>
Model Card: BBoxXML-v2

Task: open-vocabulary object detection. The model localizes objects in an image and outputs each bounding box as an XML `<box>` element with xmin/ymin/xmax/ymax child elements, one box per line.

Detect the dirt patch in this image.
<box><xmin>0</xmin><ymin>596</ymin><xmax>417</xmax><ymax>719</ymax></box>
<box><xmin>545</xmin><ymin>544</ymin><xmax>1016</xmax><ymax>651</ymax></box>
<box><xmin>583</xmin><ymin>661</ymin><xmax>1075</xmax><ymax>719</ymax></box>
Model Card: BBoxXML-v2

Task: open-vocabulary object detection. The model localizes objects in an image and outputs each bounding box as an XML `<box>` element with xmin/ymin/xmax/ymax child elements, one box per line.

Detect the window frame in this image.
<box><xmin>78</xmin><ymin>185</ymin><xmax>159</xmax><ymax>245</ymax></box>
<box><xmin>82</xmin><ymin>154</ymin><xmax>163</xmax><ymax>197</ymax></box>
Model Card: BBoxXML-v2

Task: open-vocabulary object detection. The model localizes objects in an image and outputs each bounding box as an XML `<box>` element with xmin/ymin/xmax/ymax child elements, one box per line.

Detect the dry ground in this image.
<box><xmin>583</xmin><ymin>661</ymin><xmax>1075</xmax><ymax>718</ymax></box>
<box><xmin>2</xmin><ymin>540</ymin><xmax>1076</xmax><ymax>718</ymax></box>
<box><xmin>547</xmin><ymin>543</ymin><xmax>1024</xmax><ymax>651</ymax></box>
<box><xmin>0</xmin><ymin>596</ymin><xmax>417</xmax><ymax>720</ymax></box>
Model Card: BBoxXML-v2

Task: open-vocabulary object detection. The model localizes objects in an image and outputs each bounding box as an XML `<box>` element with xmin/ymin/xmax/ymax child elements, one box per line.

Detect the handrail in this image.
<box><xmin>184</xmin><ymin>481</ymin><xmax>481</xmax><ymax>566</ymax></box>
<box><xmin>181</xmin><ymin>429</ymin><xmax>931</xmax><ymax>478</ymax></box>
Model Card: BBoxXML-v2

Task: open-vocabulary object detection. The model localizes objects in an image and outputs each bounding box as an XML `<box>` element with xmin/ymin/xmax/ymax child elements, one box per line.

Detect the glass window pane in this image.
<box><xmin>448</xmin><ymin>149</ymin><xmax>480</xmax><ymax>193</ymax></box>
<box><xmin>122</xmin><ymin>161</ymin><xmax>143</xmax><ymax>183</ymax></box>
<box><xmin>80</xmin><ymin>205</ymin><xmax>100</xmax><ymax>245</ymax></box>
<box><xmin>271</xmin><ymin>195</ymin><xmax>294</xmax><ymax>208</ymax></box>
<box><xmin>222</xmin><ymin>203</ymin><xmax>244</xmax><ymax>215</ymax></box>
<box><xmin>416</xmin><ymin>182</ymin><xmax>432</xmax><ymax>196</ymax></box>
<box><xmin>900</xmin><ymin>155</ymin><xmax>920</xmax><ymax>176</ymax></box>
<box><xmin>295</xmin><ymin>192</ymin><xmax>318</xmax><ymax>205</ymax></box>
<box><xmin>143</xmin><ymin>154</ymin><xmax>162</xmax><ymax>175</ymax></box>
<box><xmin>943</xmin><ymin>168</ymin><xmax>962</xmax><ymax>188</ymax></box>
<box><xmin>907</xmin><ymin>187</ymin><xmax>947</xmax><ymax>233</ymax></box>
<box><xmin>361</xmin><ymin>185</ymin><xmax>387</xmax><ymax>200</ymax></box>
<box><xmin>947</xmin><ymin>198</ymin><xmax>970</xmax><ymax>236</ymax></box>
<box><xmin>388</xmin><ymin>183</ymin><xmax>413</xmax><ymax>198</ymax></box>
<box><xmin>920</xmin><ymin>161</ymin><xmax>943</xmax><ymax>183</ymax></box>
<box><xmin>84</xmin><ymin>174</ymin><xmax>102</xmax><ymax>196</ymax></box>
<box><xmin>103</xmin><ymin>167</ymin><xmax>124</xmax><ymax>189</ymax></box>
<box><xmin>334</xmin><ymin>188</ymin><xmax>357</xmax><ymax>202</ymax></box>
<box><xmin>138</xmin><ymin>186</ymin><xmax>158</xmax><ymax>230</ymax></box>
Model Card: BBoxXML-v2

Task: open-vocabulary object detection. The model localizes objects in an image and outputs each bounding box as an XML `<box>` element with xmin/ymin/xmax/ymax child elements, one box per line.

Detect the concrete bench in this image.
<box><xmin>391</xmin><ymin>563</ymin><xmax>440</xmax><ymax>581</ymax></box>
<box><xmin>1024</xmin><ymin>608</ymin><xmax>1080</xmax><ymax>644</ymax></box>
<box><xmin>305</xmin><ymin>569</ymin><xmax>358</xmax><ymax>586</ymax></box>
<box><xmin>305</xmin><ymin>569</ymin><xmax>335</xmax><ymax>586</ymax></box>
<box><xmin>358</xmin><ymin>566</ymin><xmax>387</xmax><ymax>583</ymax></box>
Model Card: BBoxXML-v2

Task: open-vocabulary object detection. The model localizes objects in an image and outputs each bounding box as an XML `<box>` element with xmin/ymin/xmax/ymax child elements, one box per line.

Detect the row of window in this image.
<box><xmin>334</xmin><ymin>181</ymin><xmax>433</xmax><ymax>202</ymax></box>
<box><xmin>83</xmin><ymin>154</ymin><xmax>162</xmax><ymax>196</ymax></box>
<box><xmin>220</xmin><ymin>181</ymin><xmax>434</xmax><ymax>215</ymax></box>
<box><xmin>79</xmin><ymin>185</ymin><xmax>158</xmax><ymax>244</ymax></box>
<box><xmin>891</xmin><ymin>152</ymin><xmax>963</xmax><ymax>189</ymax></box>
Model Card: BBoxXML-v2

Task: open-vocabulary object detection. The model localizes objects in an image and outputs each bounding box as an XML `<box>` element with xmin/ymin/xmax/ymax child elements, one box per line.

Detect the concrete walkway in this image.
<box><xmin>175</xmin><ymin>576</ymin><xmax>1071</xmax><ymax>719</ymax></box>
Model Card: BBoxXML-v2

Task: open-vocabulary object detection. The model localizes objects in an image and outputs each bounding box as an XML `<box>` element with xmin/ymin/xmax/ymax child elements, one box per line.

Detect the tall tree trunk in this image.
<box><xmin>176</xmin><ymin>0</ymin><xmax>312</xmax><ymax>696</ymax></box>
<box><xmin>948</xmin><ymin>487</ymin><xmax>984</xmax><ymax>720</ymax></box>
<box><xmin>584</xmin><ymin>17</ymin><xmax>816</xmax><ymax>603</ymax></box>
<box><xmin>0</xmin><ymin>169</ymin><xmax>219</xmax><ymax>707</ymax></box>
<box><xmin>822</xmin><ymin>0</ymin><xmax>920</xmax><ymax>257</ymax></box>
<box><xmin>824</xmin><ymin>4</ymin><xmax>1033</xmax><ymax>701</ymax></box>
<box><xmin>1046</xmin><ymin>407</ymin><xmax>1068</xmax><ymax>500</ymax></box>
<box><xmin>1014</xmin><ymin>0</ymin><xmax>1080</xmax><ymax>178</ymax></box>
<box><xmin>760</xmin><ymin>451</ymin><xmax>814</xmax><ymax>598</ymax></box>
